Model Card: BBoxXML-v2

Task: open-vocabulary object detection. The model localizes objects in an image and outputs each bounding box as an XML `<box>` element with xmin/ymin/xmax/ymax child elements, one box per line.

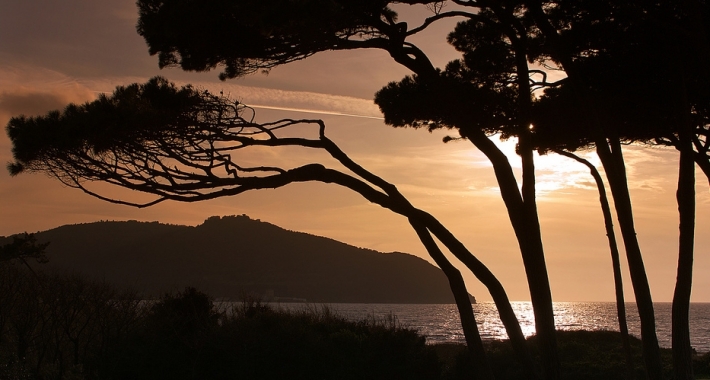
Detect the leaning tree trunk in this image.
<box><xmin>486</xmin><ymin>9</ymin><xmax>561</xmax><ymax>377</ymax></box>
<box><xmin>514</xmin><ymin>43</ymin><xmax>560</xmax><ymax>380</ymax></box>
<box><xmin>465</xmin><ymin>129</ymin><xmax>557</xmax><ymax>380</ymax></box>
<box><xmin>519</xmin><ymin>138</ymin><xmax>559</xmax><ymax>380</ymax></box>
<box><xmin>410</xmin><ymin>219</ymin><xmax>495</xmax><ymax>380</ymax></box>
<box><xmin>529</xmin><ymin>5</ymin><xmax>662</xmax><ymax>376</ymax></box>
<box><xmin>321</xmin><ymin>137</ymin><xmax>540</xmax><ymax>379</ymax></box>
<box><xmin>552</xmin><ymin>148</ymin><xmax>635</xmax><ymax>380</ymax></box>
<box><xmin>595</xmin><ymin>136</ymin><xmax>663</xmax><ymax>380</ymax></box>
<box><xmin>453</xmin><ymin>37</ymin><xmax>560</xmax><ymax>379</ymax></box>
<box><xmin>418</xmin><ymin>211</ymin><xmax>541</xmax><ymax>380</ymax></box>
<box><xmin>672</xmin><ymin>100</ymin><xmax>696</xmax><ymax>380</ymax></box>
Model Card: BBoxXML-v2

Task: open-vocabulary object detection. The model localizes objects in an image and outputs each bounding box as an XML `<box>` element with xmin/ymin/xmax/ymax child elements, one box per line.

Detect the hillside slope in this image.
<box><xmin>4</xmin><ymin>215</ymin><xmax>474</xmax><ymax>303</ymax></box>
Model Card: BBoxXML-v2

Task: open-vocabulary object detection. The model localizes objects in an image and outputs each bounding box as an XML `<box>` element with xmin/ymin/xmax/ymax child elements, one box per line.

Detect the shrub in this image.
<box><xmin>102</xmin><ymin>289</ymin><xmax>440</xmax><ymax>380</ymax></box>
<box><xmin>0</xmin><ymin>264</ymin><xmax>143</xmax><ymax>380</ymax></box>
<box><xmin>441</xmin><ymin>330</ymin><xmax>681</xmax><ymax>380</ymax></box>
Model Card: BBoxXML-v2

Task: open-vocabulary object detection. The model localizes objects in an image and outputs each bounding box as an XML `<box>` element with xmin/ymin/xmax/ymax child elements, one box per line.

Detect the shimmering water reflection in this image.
<box><xmin>276</xmin><ymin>302</ymin><xmax>710</xmax><ymax>353</ymax></box>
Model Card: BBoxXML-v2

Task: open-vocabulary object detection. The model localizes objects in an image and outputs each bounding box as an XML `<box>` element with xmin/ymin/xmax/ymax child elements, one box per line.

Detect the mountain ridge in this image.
<box><xmin>2</xmin><ymin>215</ymin><xmax>474</xmax><ymax>304</ymax></box>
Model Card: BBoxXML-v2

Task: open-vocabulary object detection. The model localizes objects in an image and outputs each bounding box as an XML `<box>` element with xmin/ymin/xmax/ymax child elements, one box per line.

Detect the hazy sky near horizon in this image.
<box><xmin>1</xmin><ymin>0</ymin><xmax>708</xmax><ymax>302</ymax></box>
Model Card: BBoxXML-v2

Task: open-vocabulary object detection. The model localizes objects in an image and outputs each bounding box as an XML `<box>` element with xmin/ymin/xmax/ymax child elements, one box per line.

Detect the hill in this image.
<box><xmin>2</xmin><ymin>215</ymin><xmax>474</xmax><ymax>303</ymax></box>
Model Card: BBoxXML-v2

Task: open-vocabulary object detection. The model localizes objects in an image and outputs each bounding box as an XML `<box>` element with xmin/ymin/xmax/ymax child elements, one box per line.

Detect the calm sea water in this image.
<box><xmin>275</xmin><ymin>302</ymin><xmax>710</xmax><ymax>353</ymax></box>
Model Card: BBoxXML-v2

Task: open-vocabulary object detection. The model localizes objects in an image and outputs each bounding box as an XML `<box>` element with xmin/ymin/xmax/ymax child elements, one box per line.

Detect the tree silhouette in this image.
<box><xmin>132</xmin><ymin>1</ymin><xmax>710</xmax><ymax>378</ymax></box>
<box><xmin>527</xmin><ymin>1</ymin><xmax>709</xmax><ymax>378</ymax></box>
<box><xmin>374</xmin><ymin>8</ymin><xmax>572</xmax><ymax>375</ymax></box>
<box><xmin>7</xmin><ymin>77</ymin><xmax>545</xmax><ymax>379</ymax></box>
<box><xmin>0</xmin><ymin>233</ymin><xmax>49</xmax><ymax>281</ymax></box>
<box><xmin>134</xmin><ymin>3</ymin><xmax>569</xmax><ymax>377</ymax></box>
<box><xmin>7</xmin><ymin>1</ymin><xmax>705</xmax><ymax>378</ymax></box>
<box><xmin>530</xmin><ymin>75</ymin><xmax>667</xmax><ymax>379</ymax></box>
<box><xmin>550</xmin><ymin>149</ymin><xmax>634</xmax><ymax>380</ymax></box>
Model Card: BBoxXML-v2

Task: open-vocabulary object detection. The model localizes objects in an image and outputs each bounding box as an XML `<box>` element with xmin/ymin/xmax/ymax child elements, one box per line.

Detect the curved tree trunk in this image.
<box><xmin>673</xmin><ymin>143</ymin><xmax>695</xmax><ymax>380</ymax></box>
<box><xmin>672</xmin><ymin>96</ymin><xmax>696</xmax><ymax>380</ymax></box>
<box><xmin>321</xmin><ymin>137</ymin><xmax>540</xmax><ymax>379</ymax></box>
<box><xmin>515</xmin><ymin>44</ymin><xmax>560</xmax><ymax>379</ymax></box>
<box><xmin>410</xmin><ymin>219</ymin><xmax>495</xmax><ymax>380</ymax></box>
<box><xmin>417</xmin><ymin>211</ymin><xmax>541</xmax><ymax>380</ymax></box>
<box><xmin>521</xmin><ymin>5</ymin><xmax>663</xmax><ymax>376</ymax></box>
<box><xmin>464</xmin><ymin>128</ymin><xmax>558</xmax><ymax>380</ymax></box>
<box><xmin>379</xmin><ymin>9</ymin><xmax>559</xmax><ymax>376</ymax></box>
<box><xmin>552</xmin><ymin>148</ymin><xmax>635</xmax><ymax>380</ymax></box>
<box><xmin>595</xmin><ymin>137</ymin><xmax>663</xmax><ymax>380</ymax></box>
<box><xmin>372</xmin><ymin>13</ymin><xmax>555</xmax><ymax>377</ymax></box>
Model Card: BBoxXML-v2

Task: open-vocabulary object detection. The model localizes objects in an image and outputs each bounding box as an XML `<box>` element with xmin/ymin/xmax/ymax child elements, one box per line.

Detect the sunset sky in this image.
<box><xmin>1</xmin><ymin>0</ymin><xmax>708</xmax><ymax>302</ymax></box>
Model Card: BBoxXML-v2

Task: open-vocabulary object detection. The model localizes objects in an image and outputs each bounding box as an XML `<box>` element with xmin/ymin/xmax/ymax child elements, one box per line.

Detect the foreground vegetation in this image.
<box><xmin>0</xmin><ymin>264</ymin><xmax>439</xmax><ymax>380</ymax></box>
<box><xmin>438</xmin><ymin>332</ymin><xmax>710</xmax><ymax>380</ymax></box>
<box><xmin>1</xmin><ymin>264</ymin><xmax>708</xmax><ymax>380</ymax></box>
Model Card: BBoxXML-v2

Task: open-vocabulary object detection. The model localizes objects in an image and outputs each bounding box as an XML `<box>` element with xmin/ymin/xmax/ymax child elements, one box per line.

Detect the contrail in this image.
<box><xmin>248</xmin><ymin>104</ymin><xmax>384</xmax><ymax>120</ymax></box>
<box><xmin>92</xmin><ymin>90</ymin><xmax>385</xmax><ymax>120</ymax></box>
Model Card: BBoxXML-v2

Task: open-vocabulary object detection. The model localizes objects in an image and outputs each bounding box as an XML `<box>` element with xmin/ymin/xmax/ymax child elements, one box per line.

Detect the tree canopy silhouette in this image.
<box><xmin>137</xmin><ymin>0</ymin><xmax>437</xmax><ymax>78</ymax></box>
<box><xmin>0</xmin><ymin>233</ymin><xmax>48</xmax><ymax>265</ymax></box>
<box><xmin>138</xmin><ymin>3</ymin><xmax>565</xmax><ymax>374</ymax></box>
<box><xmin>7</xmin><ymin>77</ymin><xmax>550</xmax><ymax>380</ymax></box>
<box><xmin>0</xmin><ymin>233</ymin><xmax>49</xmax><ymax>282</ymax></box>
<box><xmin>7</xmin><ymin>1</ymin><xmax>709</xmax><ymax>379</ymax></box>
<box><xmin>526</xmin><ymin>2</ymin><xmax>709</xmax><ymax>378</ymax></box>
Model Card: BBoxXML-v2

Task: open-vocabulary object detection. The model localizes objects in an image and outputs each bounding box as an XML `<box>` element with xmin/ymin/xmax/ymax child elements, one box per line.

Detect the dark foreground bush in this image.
<box><xmin>439</xmin><ymin>330</ymin><xmax>710</xmax><ymax>380</ymax></box>
<box><xmin>4</xmin><ymin>265</ymin><xmax>708</xmax><ymax>380</ymax></box>
<box><xmin>0</xmin><ymin>264</ymin><xmax>143</xmax><ymax>380</ymax></box>
<box><xmin>99</xmin><ymin>288</ymin><xmax>440</xmax><ymax>380</ymax></box>
<box><xmin>1</xmin><ymin>266</ymin><xmax>439</xmax><ymax>380</ymax></box>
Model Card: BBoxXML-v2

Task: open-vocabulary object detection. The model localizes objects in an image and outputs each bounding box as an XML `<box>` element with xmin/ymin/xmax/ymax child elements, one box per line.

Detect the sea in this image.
<box><xmin>274</xmin><ymin>302</ymin><xmax>710</xmax><ymax>353</ymax></box>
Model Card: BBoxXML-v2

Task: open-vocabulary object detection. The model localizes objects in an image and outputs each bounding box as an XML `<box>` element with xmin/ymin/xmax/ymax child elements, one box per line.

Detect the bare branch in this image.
<box><xmin>406</xmin><ymin>11</ymin><xmax>477</xmax><ymax>36</ymax></box>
